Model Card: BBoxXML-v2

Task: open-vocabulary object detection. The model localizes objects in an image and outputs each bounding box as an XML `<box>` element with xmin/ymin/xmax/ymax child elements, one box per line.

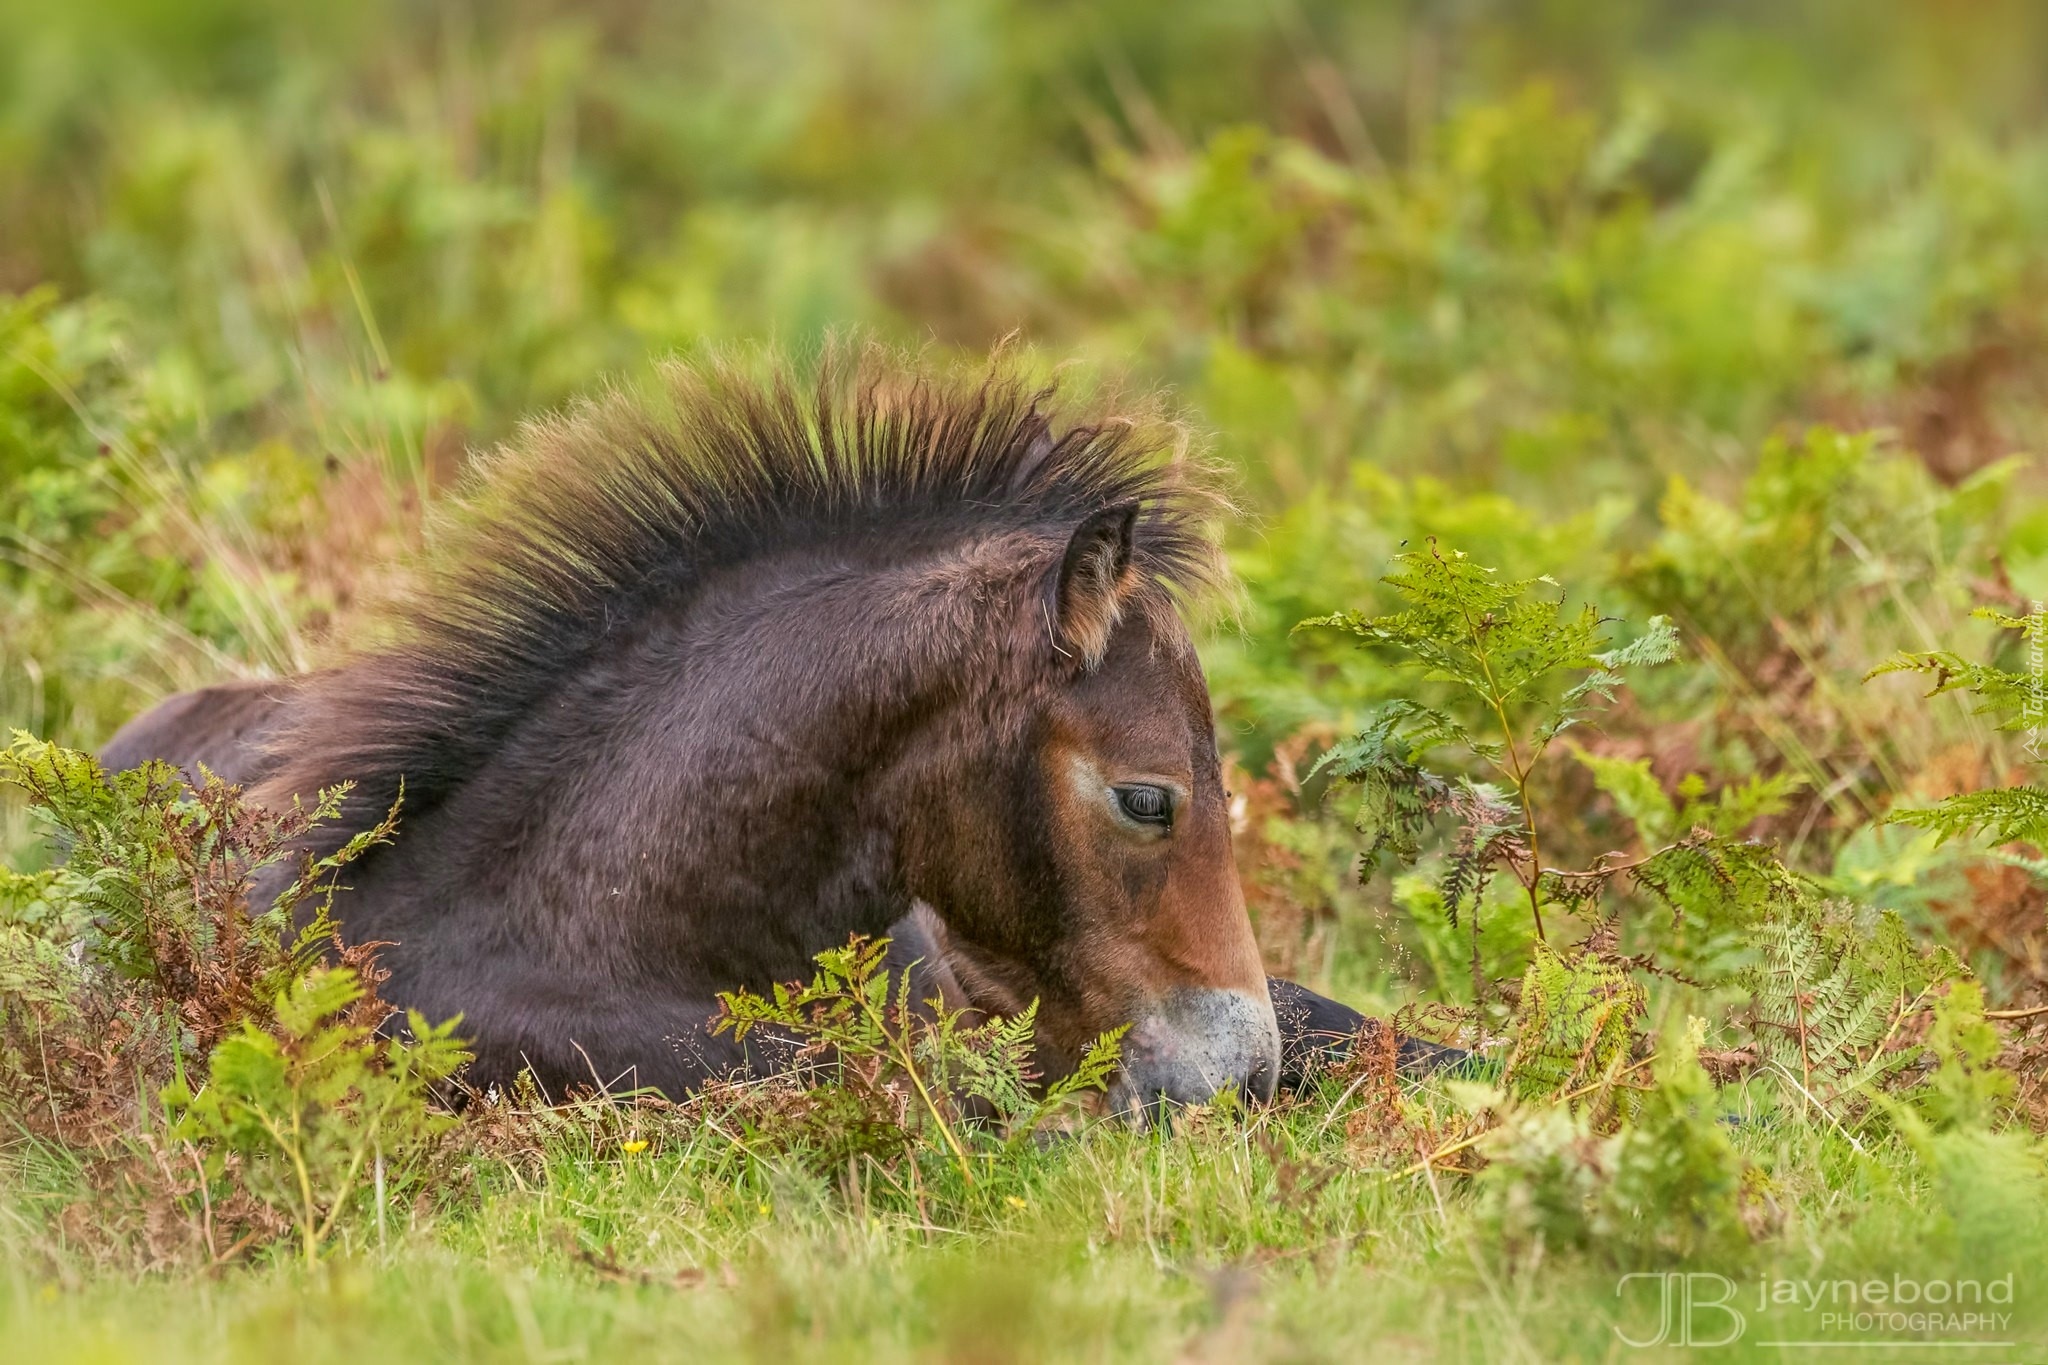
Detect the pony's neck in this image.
<box><xmin>458</xmin><ymin>540</ymin><xmax>1037</xmax><ymax>986</ymax></box>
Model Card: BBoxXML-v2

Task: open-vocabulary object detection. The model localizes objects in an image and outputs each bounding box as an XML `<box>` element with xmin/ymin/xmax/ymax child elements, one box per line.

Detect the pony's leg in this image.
<box><xmin>1266</xmin><ymin>978</ymin><xmax>1474</xmax><ymax>1088</ymax></box>
<box><xmin>409</xmin><ymin>973</ymin><xmax>753</xmax><ymax>1102</ymax></box>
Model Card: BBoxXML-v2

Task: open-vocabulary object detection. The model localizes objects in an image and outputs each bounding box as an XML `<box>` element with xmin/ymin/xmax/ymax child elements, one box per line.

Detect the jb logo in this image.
<box><xmin>1615</xmin><ymin>1273</ymin><xmax>1746</xmax><ymax>1348</ymax></box>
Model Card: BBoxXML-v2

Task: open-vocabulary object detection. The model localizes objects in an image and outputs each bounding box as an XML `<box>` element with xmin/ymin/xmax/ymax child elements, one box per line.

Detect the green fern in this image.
<box><xmin>0</xmin><ymin>732</ymin><xmax>399</xmax><ymax>1024</ymax></box>
<box><xmin>1738</xmin><ymin>898</ymin><xmax>1960</xmax><ymax>1105</ymax></box>
<box><xmin>1870</xmin><ymin>607</ymin><xmax>2048</xmax><ymax>851</ymax></box>
<box><xmin>0</xmin><ymin>733</ymin><xmax>406</xmax><ymax>1138</ymax></box>
<box><xmin>1887</xmin><ymin>784</ymin><xmax>2048</xmax><ymax>849</ymax></box>
<box><xmin>1478</xmin><ymin>1019</ymin><xmax>1747</xmax><ymax>1268</ymax></box>
<box><xmin>1304</xmin><ymin>546</ymin><xmax>1976</xmax><ymax>1131</ymax></box>
<box><xmin>1631</xmin><ymin>831</ymin><xmax>1812</xmax><ymax>939</ymax></box>
<box><xmin>1502</xmin><ymin>941</ymin><xmax>1646</xmax><ymax>1104</ymax></box>
<box><xmin>2</xmin><ymin>733</ymin><xmax>470</xmax><ymax>1264</ymax></box>
<box><xmin>1301</xmin><ymin>539</ymin><xmax>1677</xmax><ymax>943</ymax></box>
<box><xmin>1598</xmin><ymin>1018</ymin><xmax>1746</xmax><ymax>1263</ymax></box>
<box><xmin>1869</xmin><ymin>607</ymin><xmax>2048</xmax><ymax>729</ymax></box>
<box><xmin>1515</xmin><ymin>755</ymin><xmax>1821</xmax><ymax>997</ymax></box>
<box><xmin>165</xmin><ymin>967</ymin><xmax>468</xmax><ymax>1267</ymax></box>
<box><xmin>1573</xmin><ymin>749</ymin><xmax>1805</xmax><ymax>844</ymax></box>
<box><xmin>717</xmin><ymin>935</ymin><xmax>1126</xmax><ymax>1180</ymax></box>
<box><xmin>1918</xmin><ymin>980</ymin><xmax>2015</xmax><ymax>1129</ymax></box>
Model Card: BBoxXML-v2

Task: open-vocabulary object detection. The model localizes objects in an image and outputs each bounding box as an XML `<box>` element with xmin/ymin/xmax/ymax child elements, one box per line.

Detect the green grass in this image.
<box><xmin>8</xmin><ymin>1084</ymin><xmax>2045</xmax><ymax>1363</ymax></box>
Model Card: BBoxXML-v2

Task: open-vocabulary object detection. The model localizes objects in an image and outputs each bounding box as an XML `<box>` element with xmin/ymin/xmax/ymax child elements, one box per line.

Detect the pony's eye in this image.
<box><xmin>1114</xmin><ymin>784</ymin><xmax>1172</xmax><ymax>827</ymax></box>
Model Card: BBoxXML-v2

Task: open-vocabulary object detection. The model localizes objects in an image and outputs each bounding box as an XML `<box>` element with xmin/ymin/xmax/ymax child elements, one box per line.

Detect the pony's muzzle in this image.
<box><xmin>1107</xmin><ymin>987</ymin><xmax>1282</xmax><ymax>1122</ymax></box>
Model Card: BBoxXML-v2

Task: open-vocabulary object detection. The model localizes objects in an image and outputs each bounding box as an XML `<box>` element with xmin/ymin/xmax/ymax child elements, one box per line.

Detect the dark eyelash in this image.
<box><xmin>1114</xmin><ymin>785</ymin><xmax>1172</xmax><ymax>827</ymax></box>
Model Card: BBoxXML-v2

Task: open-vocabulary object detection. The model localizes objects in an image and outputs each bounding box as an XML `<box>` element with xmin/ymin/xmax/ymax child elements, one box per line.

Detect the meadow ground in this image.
<box><xmin>13</xmin><ymin>1097</ymin><xmax>2044</xmax><ymax>1365</ymax></box>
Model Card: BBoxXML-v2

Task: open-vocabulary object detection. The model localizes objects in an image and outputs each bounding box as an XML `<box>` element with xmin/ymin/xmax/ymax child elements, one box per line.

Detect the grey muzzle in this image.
<box><xmin>1107</xmin><ymin>986</ymin><xmax>1283</xmax><ymax>1122</ymax></box>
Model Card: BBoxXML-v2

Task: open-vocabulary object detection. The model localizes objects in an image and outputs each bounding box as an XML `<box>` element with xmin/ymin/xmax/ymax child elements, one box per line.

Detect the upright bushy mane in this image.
<box><xmin>258</xmin><ymin>344</ymin><xmax>1226</xmax><ymax>842</ymax></box>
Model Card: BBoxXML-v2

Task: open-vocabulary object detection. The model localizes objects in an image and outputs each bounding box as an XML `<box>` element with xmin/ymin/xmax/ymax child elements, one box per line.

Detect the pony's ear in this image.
<box><xmin>1054</xmin><ymin>501</ymin><xmax>1137</xmax><ymax>667</ymax></box>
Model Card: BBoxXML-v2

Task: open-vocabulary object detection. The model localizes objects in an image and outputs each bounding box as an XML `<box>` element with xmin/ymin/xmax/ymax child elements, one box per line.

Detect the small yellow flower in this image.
<box><xmin>621</xmin><ymin>1139</ymin><xmax>649</xmax><ymax>1154</ymax></box>
<box><xmin>758</xmin><ymin>1202</ymin><xmax>773</xmax><ymax>1216</ymax></box>
<box><xmin>1004</xmin><ymin>1195</ymin><xmax>1029</xmax><ymax>1211</ymax></box>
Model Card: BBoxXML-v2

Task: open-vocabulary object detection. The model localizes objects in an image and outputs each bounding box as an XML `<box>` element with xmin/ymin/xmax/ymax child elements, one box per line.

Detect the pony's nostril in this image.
<box><xmin>1245</xmin><ymin>1050</ymin><xmax>1279</xmax><ymax>1105</ymax></box>
<box><xmin>1111</xmin><ymin>987</ymin><xmax>1284</xmax><ymax>1118</ymax></box>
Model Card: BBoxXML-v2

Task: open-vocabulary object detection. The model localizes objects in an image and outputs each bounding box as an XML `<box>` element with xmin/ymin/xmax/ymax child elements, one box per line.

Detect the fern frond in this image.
<box><xmin>1301</xmin><ymin>544</ymin><xmax>1678</xmax><ymax>949</ymax></box>
<box><xmin>1309</xmin><ymin>705</ymin><xmax>1459</xmax><ymax>871</ymax></box>
<box><xmin>1440</xmin><ymin>780</ymin><xmax>1523</xmax><ymax>926</ymax></box>
<box><xmin>1867</xmin><ymin>608</ymin><xmax>2047</xmax><ymax>733</ymax></box>
<box><xmin>1887</xmin><ymin>785</ymin><xmax>2048</xmax><ymax>848</ymax></box>
<box><xmin>1634</xmin><ymin>832</ymin><xmax>1816</xmax><ymax>931</ymax></box>
<box><xmin>1688</xmin><ymin>770</ymin><xmax>1806</xmax><ymax>837</ymax></box>
<box><xmin>1502</xmin><ymin>942</ymin><xmax>1645</xmax><ymax>1104</ymax></box>
<box><xmin>1737</xmin><ymin>901</ymin><xmax>1958</xmax><ymax>1103</ymax></box>
<box><xmin>1572</xmin><ymin>750</ymin><xmax>1678</xmax><ymax>844</ymax></box>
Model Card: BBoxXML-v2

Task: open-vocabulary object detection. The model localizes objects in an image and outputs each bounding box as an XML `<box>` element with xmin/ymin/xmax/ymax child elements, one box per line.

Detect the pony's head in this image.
<box><xmin>887</xmin><ymin>498</ymin><xmax>1279</xmax><ymax>1118</ymax></box>
<box><xmin>255</xmin><ymin>344</ymin><xmax>1279</xmax><ymax>1112</ymax></box>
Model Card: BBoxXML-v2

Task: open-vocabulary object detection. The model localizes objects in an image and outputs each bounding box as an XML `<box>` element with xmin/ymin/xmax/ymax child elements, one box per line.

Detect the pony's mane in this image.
<box><xmin>259</xmin><ymin>345</ymin><xmax>1226</xmax><ymax>841</ymax></box>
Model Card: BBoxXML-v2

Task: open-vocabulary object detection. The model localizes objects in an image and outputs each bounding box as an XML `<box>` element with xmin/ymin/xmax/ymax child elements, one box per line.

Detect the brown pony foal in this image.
<box><xmin>105</xmin><ymin>352</ymin><xmax>1294</xmax><ymax>1117</ymax></box>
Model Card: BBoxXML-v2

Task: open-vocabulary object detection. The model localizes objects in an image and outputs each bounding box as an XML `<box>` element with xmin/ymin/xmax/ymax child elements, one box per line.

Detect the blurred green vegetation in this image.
<box><xmin>7</xmin><ymin>4</ymin><xmax>2048</xmax><ymax>1356</ymax></box>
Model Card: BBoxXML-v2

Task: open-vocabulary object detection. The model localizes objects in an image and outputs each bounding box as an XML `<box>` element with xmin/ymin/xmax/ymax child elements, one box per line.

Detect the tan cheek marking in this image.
<box><xmin>1059</xmin><ymin>748</ymin><xmax>1129</xmax><ymax>826</ymax></box>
